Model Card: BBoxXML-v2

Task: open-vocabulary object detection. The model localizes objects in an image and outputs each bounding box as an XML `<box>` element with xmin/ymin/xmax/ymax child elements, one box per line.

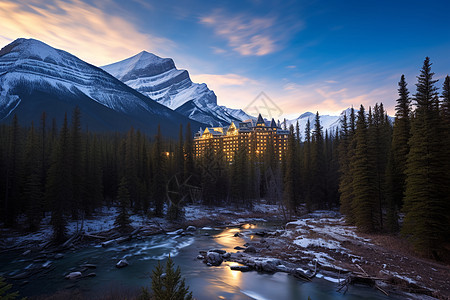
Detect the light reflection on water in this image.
<box><xmin>0</xmin><ymin>223</ymin><xmax>392</xmax><ymax>300</ymax></box>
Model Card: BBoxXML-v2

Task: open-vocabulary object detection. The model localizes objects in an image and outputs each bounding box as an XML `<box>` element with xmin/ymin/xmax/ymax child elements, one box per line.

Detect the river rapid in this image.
<box><xmin>0</xmin><ymin>223</ymin><xmax>392</xmax><ymax>299</ymax></box>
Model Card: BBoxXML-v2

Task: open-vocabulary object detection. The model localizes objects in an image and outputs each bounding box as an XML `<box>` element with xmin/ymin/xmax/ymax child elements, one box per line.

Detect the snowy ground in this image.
<box><xmin>235</xmin><ymin>210</ymin><xmax>450</xmax><ymax>299</ymax></box>
<box><xmin>0</xmin><ymin>202</ymin><xmax>282</xmax><ymax>250</ymax></box>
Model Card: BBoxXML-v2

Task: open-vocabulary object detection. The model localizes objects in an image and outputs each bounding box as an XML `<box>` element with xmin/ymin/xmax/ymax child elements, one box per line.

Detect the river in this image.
<box><xmin>0</xmin><ymin>223</ymin><xmax>392</xmax><ymax>299</ymax></box>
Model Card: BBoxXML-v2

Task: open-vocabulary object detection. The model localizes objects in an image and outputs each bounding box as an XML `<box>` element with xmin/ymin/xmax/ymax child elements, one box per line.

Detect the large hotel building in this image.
<box><xmin>194</xmin><ymin>114</ymin><xmax>289</xmax><ymax>161</ymax></box>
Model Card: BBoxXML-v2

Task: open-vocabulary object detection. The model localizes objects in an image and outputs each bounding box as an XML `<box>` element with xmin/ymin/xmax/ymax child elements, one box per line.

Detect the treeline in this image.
<box><xmin>0</xmin><ymin>109</ymin><xmax>197</xmax><ymax>241</ymax></box>
<box><xmin>339</xmin><ymin>57</ymin><xmax>450</xmax><ymax>259</ymax></box>
<box><xmin>0</xmin><ymin>57</ymin><xmax>448</xmax><ymax>259</ymax></box>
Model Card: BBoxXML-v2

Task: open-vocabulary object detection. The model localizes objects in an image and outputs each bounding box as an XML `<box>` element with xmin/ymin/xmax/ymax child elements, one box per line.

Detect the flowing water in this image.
<box><xmin>0</xmin><ymin>224</ymin><xmax>393</xmax><ymax>299</ymax></box>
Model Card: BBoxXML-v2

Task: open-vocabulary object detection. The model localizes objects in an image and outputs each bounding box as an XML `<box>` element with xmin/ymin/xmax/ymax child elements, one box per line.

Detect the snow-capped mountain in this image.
<box><xmin>0</xmin><ymin>38</ymin><xmax>203</xmax><ymax>136</ymax></box>
<box><xmin>102</xmin><ymin>51</ymin><xmax>252</xmax><ymax>127</ymax></box>
<box><xmin>288</xmin><ymin>108</ymin><xmax>393</xmax><ymax>137</ymax></box>
<box><xmin>287</xmin><ymin>111</ymin><xmax>342</xmax><ymax>136</ymax></box>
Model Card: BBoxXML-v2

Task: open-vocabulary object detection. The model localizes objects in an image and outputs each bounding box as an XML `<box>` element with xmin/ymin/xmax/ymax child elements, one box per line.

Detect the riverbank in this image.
<box><xmin>217</xmin><ymin>210</ymin><xmax>449</xmax><ymax>299</ymax></box>
<box><xmin>1</xmin><ymin>203</ymin><xmax>449</xmax><ymax>299</ymax></box>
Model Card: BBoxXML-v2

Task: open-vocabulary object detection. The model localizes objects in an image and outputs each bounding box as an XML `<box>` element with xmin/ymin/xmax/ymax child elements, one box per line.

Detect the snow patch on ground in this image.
<box><xmin>293</xmin><ymin>237</ymin><xmax>341</xmax><ymax>250</ymax></box>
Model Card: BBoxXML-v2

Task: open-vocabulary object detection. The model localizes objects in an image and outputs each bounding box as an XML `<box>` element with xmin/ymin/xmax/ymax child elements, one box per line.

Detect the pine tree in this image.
<box><xmin>47</xmin><ymin>113</ymin><xmax>72</xmax><ymax>243</ymax></box>
<box><xmin>115</xmin><ymin>176</ymin><xmax>131</xmax><ymax>231</ymax></box>
<box><xmin>70</xmin><ymin>106</ymin><xmax>83</xmax><ymax>219</ymax></box>
<box><xmin>24</xmin><ymin>122</ymin><xmax>43</xmax><ymax>231</ymax></box>
<box><xmin>442</xmin><ymin>75</ymin><xmax>450</xmax><ymax>120</ymax></box>
<box><xmin>184</xmin><ymin>123</ymin><xmax>194</xmax><ymax>179</ymax></box>
<box><xmin>351</xmin><ymin>105</ymin><xmax>378</xmax><ymax>232</ymax></box>
<box><xmin>3</xmin><ymin>115</ymin><xmax>23</xmax><ymax>227</ymax></box>
<box><xmin>283</xmin><ymin>125</ymin><xmax>297</xmax><ymax>213</ymax></box>
<box><xmin>151</xmin><ymin>256</ymin><xmax>193</xmax><ymax>300</ymax></box>
<box><xmin>369</xmin><ymin>103</ymin><xmax>390</xmax><ymax>230</ymax></box>
<box><xmin>83</xmin><ymin>134</ymin><xmax>103</xmax><ymax>215</ymax></box>
<box><xmin>339</xmin><ymin>112</ymin><xmax>355</xmax><ymax>223</ymax></box>
<box><xmin>402</xmin><ymin>57</ymin><xmax>449</xmax><ymax>258</ymax></box>
<box><xmin>303</xmin><ymin>119</ymin><xmax>312</xmax><ymax>205</ymax></box>
<box><xmin>0</xmin><ymin>276</ymin><xmax>20</xmax><ymax>300</ymax></box>
<box><xmin>176</xmin><ymin>124</ymin><xmax>184</xmax><ymax>178</ymax></box>
<box><xmin>386</xmin><ymin>75</ymin><xmax>411</xmax><ymax>232</ymax></box>
<box><xmin>152</xmin><ymin>125</ymin><xmax>166</xmax><ymax>217</ymax></box>
<box><xmin>310</xmin><ymin>112</ymin><xmax>326</xmax><ymax>209</ymax></box>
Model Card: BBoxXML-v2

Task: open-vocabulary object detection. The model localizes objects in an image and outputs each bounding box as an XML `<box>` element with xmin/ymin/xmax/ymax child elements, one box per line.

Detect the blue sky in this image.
<box><xmin>1</xmin><ymin>0</ymin><xmax>449</xmax><ymax>118</ymax></box>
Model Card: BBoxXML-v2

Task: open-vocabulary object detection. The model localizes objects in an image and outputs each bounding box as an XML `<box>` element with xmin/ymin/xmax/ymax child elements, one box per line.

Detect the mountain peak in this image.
<box><xmin>135</xmin><ymin>51</ymin><xmax>171</xmax><ymax>65</ymax></box>
<box><xmin>102</xmin><ymin>51</ymin><xmax>175</xmax><ymax>81</ymax></box>
<box><xmin>298</xmin><ymin>112</ymin><xmax>314</xmax><ymax>119</ymax></box>
<box><xmin>0</xmin><ymin>38</ymin><xmax>65</xmax><ymax>63</ymax></box>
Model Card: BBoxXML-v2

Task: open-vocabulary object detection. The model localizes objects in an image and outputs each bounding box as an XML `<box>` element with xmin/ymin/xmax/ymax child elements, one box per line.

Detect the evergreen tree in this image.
<box><xmin>3</xmin><ymin>115</ymin><xmax>23</xmax><ymax>227</ymax></box>
<box><xmin>176</xmin><ymin>124</ymin><xmax>185</xmax><ymax>178</ymax></box>
<box><xmin>402</xmin><ymin>57</ymin><xmax>449</xmax><ymax>258</ymax></box>
<box><xmin>370</xmin><ymin>103</ymin><xmax>391</xmax><ymax>230</ymax></box>
<box><xmin>302</xmin><ymin>119</ymin><xmax>312</xmax><ymax>204</ymax></box>
<box><xmin>24</xmin><ymin>122</ymin><xmax>43</xmax><ymax>231</ymax></box>
<box><xmin>283</xmin><ymin>125</ymin><xmax>297</xmax><ymax>213</ymax></box>
<box><xmin>151</xmin><ymin>256</ymin><xmax>192</xmax><ymax>300</ymax></box>
<box><xmin>184</xmin><ymin>123</ymin><xmax>194</xmax><ymax>178</ymax></box>
<box><xmin>338</xmin><ymin>113</ymin><xmax>355</xmax><ymax>223</ymax></box>
<box><xmin>351</xmin><ymin>105</ymin><xmax>378</xmax><ymax>232</ymax></box>
<box><xmin>441</xmin><ymin>75</ymin><xmax>450</xmax><ymax>120</ymax></box>
<box><xmin>83</xmin><ymin>134</ymin><xmax>103</xmax><ymax>215</ymax></box>
<box><xmin>0</xmin><ymin>276</ymin><xmax>20</xmax><ymax>300</ymax></box>
<box><xmin>152</xmin><ymin>125</ymin><xmax>166</xmax><ymax>217</ymax></box>
<box><xmin>310</xmin><ymin>112</ymin><xmax>326</xmax><ymax>209</ymax></box>
<box><xmin>47</xmin><ymin>114</ymin><xmax>72</xmax><ymax>243</ymax></box>
<box><xmin>386</xmin><ymin>75</ymin><xmax>411</xmax><ymax>232</ymax></box>
<box><xmin>115</xmin><ymin>176</ymin><xmax>131</xmax><ymax>231</ymax></box>
<box><xmin>70</xmin><ymin>106</ymin><xmax>83</xmax><ymax>219</ymax></box>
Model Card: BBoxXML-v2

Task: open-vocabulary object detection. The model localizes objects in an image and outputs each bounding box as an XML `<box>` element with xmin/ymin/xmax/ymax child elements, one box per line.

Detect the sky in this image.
<box><xmin>1</xmin><ymin>0</ymin><xmax>450</xmax><ymax>119</ymax></box>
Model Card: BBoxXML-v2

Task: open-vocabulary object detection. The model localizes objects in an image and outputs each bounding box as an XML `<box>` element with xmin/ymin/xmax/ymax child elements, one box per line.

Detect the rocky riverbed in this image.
<box><xmin>1</xmin><ymin>203</ymin><xmax>449</xmax><ymax>299</ymax></box>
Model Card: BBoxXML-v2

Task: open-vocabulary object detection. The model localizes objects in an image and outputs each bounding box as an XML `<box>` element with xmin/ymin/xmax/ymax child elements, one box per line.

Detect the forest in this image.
<box><xmin>0</xmin><ymin>57</ymin><xmax>449</xmax><ymax>261</ymax></box>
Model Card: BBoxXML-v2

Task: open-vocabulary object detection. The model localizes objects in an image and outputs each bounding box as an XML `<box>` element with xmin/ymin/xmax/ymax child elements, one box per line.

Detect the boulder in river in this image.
<box><xmin>116</xmin><ymin>259</ymin><xmax>129</xmax><ymax>268</ymax></box>
<box><xmin>206</xmin><ymin>251</ymin><xmax>223</xmax><ymax>266</ymax></box>
<box><xmin>65</xmin><ymin>272</ymin><xmax>82</xmax><ymax>280</ymax></box>
<box><xmin>255</xmin><ymin>258</ymin><xmax>281</xmax><ymax>272</ymax></box>
<box><xmin>209</xmin><ymin>249</ymin><xmax>226</xmax><ymax>254</ymax></box>
<box><xmin>234</xmin><ymin>246</ymin><xmax>246</xmax><ymax>250</ymax></box>
<box><xmin>244</xmin><ymin>246</ymin><xmax>257</xmax><ymax>253</ymax></box>
<box><xmin>230</xmin><ymin>265</ymin><xmax>252</xmax><ymax>272</ymax></box>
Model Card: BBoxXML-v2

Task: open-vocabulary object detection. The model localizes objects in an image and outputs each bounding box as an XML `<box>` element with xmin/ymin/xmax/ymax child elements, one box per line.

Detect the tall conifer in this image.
<box><xmin>386</xmin><ymin>75</ymin><xmax>411</xmax><ymax>232</ymax></box>
<box><xmin>403</xmin><ymin>58</ymin><xmax>449</xmax><ymax>258</ymax></box>
<box><xmin>351</xmin><ymin>105</ymin><xmax>377</xmax><ymax>232</ymax></box>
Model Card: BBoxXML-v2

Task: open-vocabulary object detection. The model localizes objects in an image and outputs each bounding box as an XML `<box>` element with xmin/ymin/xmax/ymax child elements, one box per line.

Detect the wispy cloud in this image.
<box><xmin>191</xmin><ymin>71</ymin><xmax>398</xmax><ymax>119</ymax></box>
<box><xmin>199</xmin><ymin>10</ymin><xmax>301</xmax><ymax>56</ymax></box>
<box><xmin>191</xmin><ymin>73</ymin><xmax>258</xmax><ymax>88</ymax></box>
<box><xmin>0</xmin><ymin>0</ymin><xmax>174</xmax><ymax>66</ymax></box>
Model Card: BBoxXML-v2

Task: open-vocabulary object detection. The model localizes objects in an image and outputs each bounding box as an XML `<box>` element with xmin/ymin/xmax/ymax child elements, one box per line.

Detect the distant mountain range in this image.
<box><xmin>0</xmin><ymin>38</ymin><xmax>390</xmax><ymax>137</ymax></box>
<box><xmin>0</xmin><ymin>38</ymin><xmax>204</xmax><ymax>136</ymax></box>
<box><xmin>102</xmin><ymin>51</ymin><xmax>252</xmax><ymax>127</ymax></box>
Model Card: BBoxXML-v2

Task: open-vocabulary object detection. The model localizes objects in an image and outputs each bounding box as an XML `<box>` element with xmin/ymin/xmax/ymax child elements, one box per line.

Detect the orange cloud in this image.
<box><xmin>192</xmin><ymin>74</ymin><xmax>397</xmax><ymax>119</ymax></box>
<box><xmin>0</xmin><ymin>0</ymin><xmax>174</xmax><ymax>66</ymax></box>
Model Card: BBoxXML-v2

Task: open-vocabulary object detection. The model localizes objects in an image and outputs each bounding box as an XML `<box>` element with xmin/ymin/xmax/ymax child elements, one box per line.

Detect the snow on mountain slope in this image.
<box><xmin>287</xmin><ymin>111</ymin><xmax>341</xmax><ymax>136</ymax></box>
<box><xmin>0</xmin><ymin>38</ymin><xmax>203</xmax><ymax>136</ymax></box>
<box><xmin>102</xmin><ymin>51</ymin><xmax>252</xmax><ymax>126</ymax></box>
<box><xmin>288</xmin><ymin>108</ymin><xmax>393</xmax><ymax>138</ymax></box>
